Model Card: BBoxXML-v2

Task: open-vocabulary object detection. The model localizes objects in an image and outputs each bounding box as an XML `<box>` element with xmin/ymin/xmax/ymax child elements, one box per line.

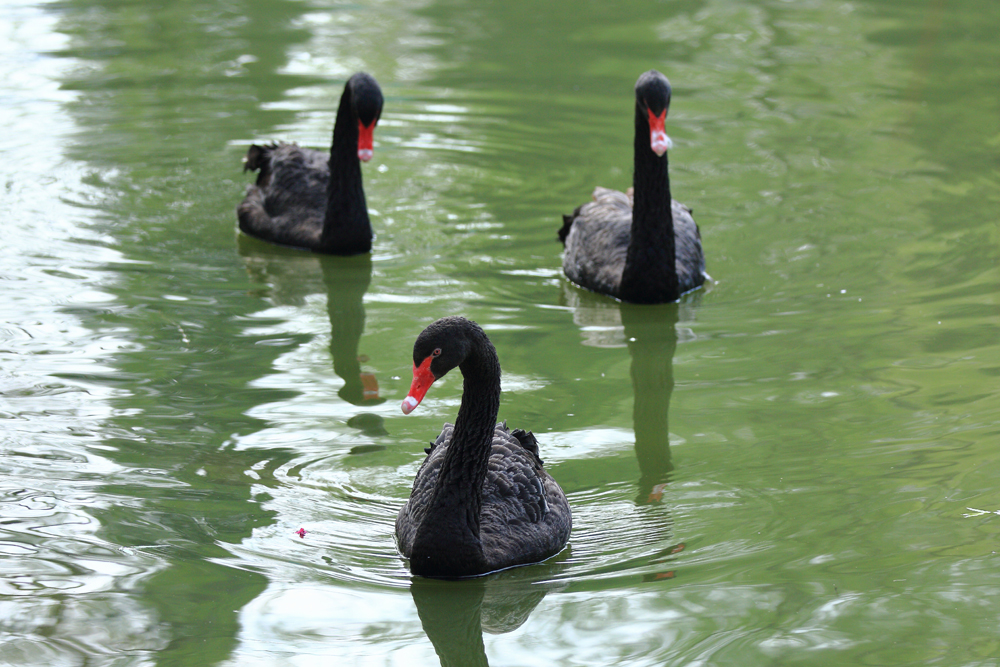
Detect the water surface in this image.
<box><xmin>2</xmin><ymin>0</ymin><xmax>999</xmax><ymax>664</ymax></box>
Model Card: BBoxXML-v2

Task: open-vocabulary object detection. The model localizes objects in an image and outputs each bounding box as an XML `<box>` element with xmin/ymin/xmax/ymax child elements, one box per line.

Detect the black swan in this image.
<box><xmin>237</xmin><ymin>72</ymin><xmax>383</xmax><ymax>254</ymax></box>
<box><xmin>558</xmin><ymin>70</ymin><xmax>707</xmax><ymax>303</ymax></box>
<box><xmin>395</xmin><ymin>317</ymin><xmax>571</xmax><ymax>578</ymax></box>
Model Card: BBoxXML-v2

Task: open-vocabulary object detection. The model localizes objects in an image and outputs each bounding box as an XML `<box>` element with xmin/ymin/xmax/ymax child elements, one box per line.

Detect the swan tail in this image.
<box><xmin>557</xmin><ymin>205</ymin><xmax>584</xmax><ymax>246</ymax></box>
<box><xmin>242</xmin><ymin>142</ymin><xmax>282</xmax><ymax>186</ymax></box>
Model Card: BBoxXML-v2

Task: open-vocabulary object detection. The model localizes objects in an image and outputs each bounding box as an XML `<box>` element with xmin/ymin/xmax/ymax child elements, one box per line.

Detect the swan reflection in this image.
<box><xmin>410</xmin><ymin>572</ymin><xmax>552</xmax><ymax>667</ymax></box>
<box><xmin>238</xmin><ymin>239</ymin><xmax>384</xmax><ymax>419</ymax></box>
<box><xmin>563</xmin><ymin>283</ymin><xmax>700</xmax><ymax>505</ymax></box>
<box><xmin>319</xmin><ymin>254</ymin><xmax>384</xmax><ymax>407</ymax></box>
<box><xmin>620</xmin><ymin>302</ymin><xmax>677</xmax><ymax>505</ymax></box>
<box><xmin>559</xmin><ymin>284</ymin><xmax>696</xmax><ymax>585</ymax></box>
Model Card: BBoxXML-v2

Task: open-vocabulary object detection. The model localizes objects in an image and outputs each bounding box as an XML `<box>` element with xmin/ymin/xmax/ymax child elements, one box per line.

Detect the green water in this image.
<box><xmin>2</xmin><ymin>0</ymin><xmax>998</xmax><ymax>664</ymax></box>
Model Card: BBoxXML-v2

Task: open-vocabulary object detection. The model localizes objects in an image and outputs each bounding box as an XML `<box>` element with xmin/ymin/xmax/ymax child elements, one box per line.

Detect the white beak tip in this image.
<box><xmin>401</xmin><ymin>396</ymin><xmax>419</xmax><ymax>414</ymax></box>
<box><xmin>358</xmin><ymin>149</ymin><xmax>373</xmax><ymax>162</ymax></box>
<box><xmin>651</xmin><ymin>133</ymin><xmax>672</xmax><ymax>156</ymax></box>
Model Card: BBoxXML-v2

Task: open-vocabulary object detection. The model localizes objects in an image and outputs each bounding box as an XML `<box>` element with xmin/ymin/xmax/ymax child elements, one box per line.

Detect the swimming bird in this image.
<box><xmin>238</xmin><ymin>72</ymin><xmax>383</xmax><ymax>254</ymax></box>
<box><xmin>396</xmin><ymin>316</ymin><xmax>571</xmax><ymax>578</ymax></box>
<box><xmin>558</xmin><ymin>70</ymin><xmax>706</xmax><ymax>303</ymax></box>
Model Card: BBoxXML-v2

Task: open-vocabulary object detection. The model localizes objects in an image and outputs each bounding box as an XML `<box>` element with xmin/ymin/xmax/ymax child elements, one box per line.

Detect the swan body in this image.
<box><xmin>395</xmin><ymin>317</ymin><xmax>571</xmax><ymax>578</ymax></box>
<box><xmin>559</xmin><ymin>70</ymin><xmax>707</xmax><ymax>303</ymax></box>
<box><xmin>237</xmin><ymin>72</ymin><xmax>383</xmax><ymax>254</ymax></box>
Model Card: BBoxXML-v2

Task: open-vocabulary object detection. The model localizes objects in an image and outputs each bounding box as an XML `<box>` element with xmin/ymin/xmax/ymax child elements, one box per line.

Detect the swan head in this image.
<box><xmin>635</xmin><ymin>70</ymin><xmax>673</xmax><ymax>157</ymax></box>
<box><xmin>401</xmin><ymin>317</ymin><xmax>476</xmax><ymax>414</ymax></box>
<box><xmin>348</xmin><ymin>72</ymin><xmax>384</xmax><ymax>162</ymax></box>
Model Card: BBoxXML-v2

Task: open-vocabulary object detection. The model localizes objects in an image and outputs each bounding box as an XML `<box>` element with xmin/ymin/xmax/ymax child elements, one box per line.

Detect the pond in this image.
<box><xmin>2</xmin><ymin>0</ymin><xmax>999</xmax><ymax>664</ymax></box>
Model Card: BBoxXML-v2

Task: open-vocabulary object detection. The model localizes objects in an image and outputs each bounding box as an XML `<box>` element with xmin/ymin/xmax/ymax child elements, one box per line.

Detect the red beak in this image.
<box><xmin>358</xmin><ymin>119</ymin><xmax>376</xmax><ymax>162</ymax></box>
<box><xmin>402</xmin><ymin>355</ymin><xmax>436</xmax><ymax>414</ymax></box>
<box><xmin>647</xmin><ymin>108</ymin><xmax>671</xmax><ymax>156</ymax></box>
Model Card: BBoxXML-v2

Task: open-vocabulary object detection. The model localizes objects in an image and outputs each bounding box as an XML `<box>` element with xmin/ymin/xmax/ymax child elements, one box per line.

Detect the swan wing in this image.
<box><xmin>480</xmin><ymin>425</ymin><xmax>571</xmax><ymax>568</ymax></box>
<box><xmin>560</xmin><ymin>187</ymin><xmax>633</xmax><ymax>297</ymax></box>
<box><xmin>671</xmin><ymin>200</ymin><xmax>707</xmax><ymax>292</ymax></box>
<box><xmin>237</xmin><ymin>142</ymin><xmax>328</xmax><ymax>247</ymax></box>
<box><xmin>394</xmin><ymin>424</ymin><xmax>453</xmax><ymax>556</ymax></box>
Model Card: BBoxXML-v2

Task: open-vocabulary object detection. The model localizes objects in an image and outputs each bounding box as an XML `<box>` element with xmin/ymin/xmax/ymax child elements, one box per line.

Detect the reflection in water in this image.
<box><xmin>562</xmin><ymin>284</ymin><xmax>697</xmax><ymax>505</ymax></box>
<box><xmin>238</xmin><ymin>239</ymin><xmax>386</xmax><ymax>440</ymax></box>
<box><xmin>620</xmin><ymin>304</ymin><xmax>690</xmax><ymax>582</ymax></box>
<box><xmin>620</xmin><ymin>303</ymin><xmax>678</xmax><ymax>506</ymax></box>
<box><xmin>561</xmin><ymin>287</ymin><xmax>690</xmax><ymax>583</ymax></box>
<box><xmin>320</xmin><ymin>254</ymin><xmax>383</xmax><ymax>407</ymax></box>
<box><xmin>237</xmin><ymin>233</ymin><xmax>328</xmax><ymax>305</ymax></box>
<box><xmin>410</xmin><ymin>574</ymin><xmax>548</xmax><ymax>667</ymax></box>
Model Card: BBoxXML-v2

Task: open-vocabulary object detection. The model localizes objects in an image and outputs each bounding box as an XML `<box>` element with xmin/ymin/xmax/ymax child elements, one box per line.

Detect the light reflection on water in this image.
<box><xmin>2</xmin><ymin>0</ymin><xmax>1000</xmax><ymax>664</ymax></box>
<box><xmin>0</xmin><ymin>4</ymin><xmax>173</xmax><ymax>662</ymax></box>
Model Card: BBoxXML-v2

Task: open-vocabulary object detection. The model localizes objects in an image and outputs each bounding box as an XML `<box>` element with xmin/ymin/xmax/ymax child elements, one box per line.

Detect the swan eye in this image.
<box><xmin>432</xmin><ymin>348</ymin><xmax>442</xmax><ymax>357</ymax></box>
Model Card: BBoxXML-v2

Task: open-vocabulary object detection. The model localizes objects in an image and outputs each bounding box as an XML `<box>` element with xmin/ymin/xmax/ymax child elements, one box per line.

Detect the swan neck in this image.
<box><xmin>620</xmin><ymin>105</ymin><xmax>679</xmax><ymax>303</ymax></box>
<box><xmin>321</xmin><ymin>83</ymin><xmax>372</xmax><ymax>253</ymax></box>
<box><xmin>439</xmin><ymin>334</ymin><xmax>501</xmax><ymax>511</ymax></box>
<box><xmin>414</xmin><ymin>330</ymin><xmax>500</xmax><ymax>569</ymax></box>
